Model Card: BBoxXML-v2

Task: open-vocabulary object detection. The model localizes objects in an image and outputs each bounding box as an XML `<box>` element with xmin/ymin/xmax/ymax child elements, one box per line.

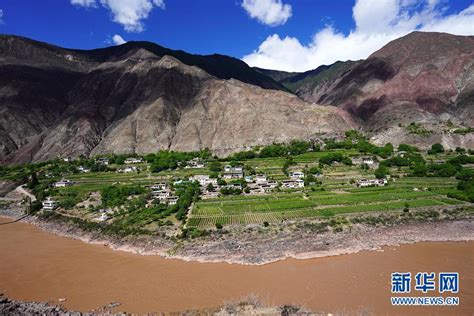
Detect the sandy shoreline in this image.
<box><xmin>2</xmin><ymin>206</ymin><xmax>474</xmax><ymax>266</ymax></box>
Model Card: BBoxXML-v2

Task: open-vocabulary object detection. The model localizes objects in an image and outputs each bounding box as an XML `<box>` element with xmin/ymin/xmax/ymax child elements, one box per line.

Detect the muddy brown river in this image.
<box><xmin>0</xmin><ymin>217</ymin><xmax>473</xmax><ymax>315</ymax></box>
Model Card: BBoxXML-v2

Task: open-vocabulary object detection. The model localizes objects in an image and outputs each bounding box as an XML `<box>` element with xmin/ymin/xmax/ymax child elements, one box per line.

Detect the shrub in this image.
<box><xmin>374</xmin><ymin>165</ymin><xmax>389</xmax><ymax>178</ymax></box>
<box><xmin>428</xmin><ymin>143</ymin><xmax>444</xmax><ymax>155</ymax></box>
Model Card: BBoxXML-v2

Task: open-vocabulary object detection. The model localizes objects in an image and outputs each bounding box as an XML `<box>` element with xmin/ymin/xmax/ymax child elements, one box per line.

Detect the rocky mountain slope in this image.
<box><xmin>255</xmin><ymin>60</ymin><xmax>362</xmax><ymax>103</ymax></box>
<box><xmin>256</xmin><ymin>32</ymin><xmax>474</xmax><ymax>149</ymax></box>
<box><xmin>1</xmin><ymin>32</ymin><xmax>473</xmax><ymax>163</ymax></box>
<box><xmin>0</xmin><ymin>35</ymin><xmax>354</xmax><ymax>163</ymax></box>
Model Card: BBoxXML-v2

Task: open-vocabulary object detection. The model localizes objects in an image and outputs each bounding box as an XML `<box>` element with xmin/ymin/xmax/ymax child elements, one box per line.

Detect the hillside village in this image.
<box><xmin>1</xmin><ymin>131</ymin><xmax>473</xmax><ymax>236</ymax></box>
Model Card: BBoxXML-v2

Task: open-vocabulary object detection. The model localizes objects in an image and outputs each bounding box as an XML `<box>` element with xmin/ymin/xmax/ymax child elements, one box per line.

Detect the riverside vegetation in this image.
<box><xmin>1</xmin><ymin>130</ymin><xmax>473</xmax><ymax>247</ymax></box>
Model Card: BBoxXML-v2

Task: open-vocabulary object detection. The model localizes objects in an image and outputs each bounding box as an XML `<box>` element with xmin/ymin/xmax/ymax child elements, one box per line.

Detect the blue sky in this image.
<box><xmin>1</xmin><ymin>0</ymin><xmax>473</xmax><ymax>71</ymax></box>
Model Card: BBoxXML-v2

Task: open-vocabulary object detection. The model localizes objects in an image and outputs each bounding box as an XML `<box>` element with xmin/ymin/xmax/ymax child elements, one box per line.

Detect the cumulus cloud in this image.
<box><xmin>71</xmin><ymin>0</ymin><xmax>165</xmax><ymax>32</ymax></box>
<box><xmin>112</xmin><ymin>34</ymin><xmax>127</xmax><ymax>45</ymax></box>
<box><xmin>243</xmin><ymin>0</ymin><xmax>474</xmax><ymax>71</ymax></box>
<box><xmin>241</xmin><ymin>0</ymin><xmax>292</xmax><ymax>26</ymax></box>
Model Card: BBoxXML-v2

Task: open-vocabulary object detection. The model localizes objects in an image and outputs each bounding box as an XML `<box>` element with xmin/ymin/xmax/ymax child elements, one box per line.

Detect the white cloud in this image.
<box><xmin>71</xmin><ymin>0</ymin><xmax>165</xmax><ymax>32</ymax></box>
<box><xmin>112</xmin><ymin>34</ymin><xmax>127</xmax><ymax>45</ymax></box>
<box><xmin>71</xmin><ymin>0</ymin><xmax>97</xmax><ymax>8</ymax></box>
<box><xmin>241</xmin><ymin>0</ymin><xmax>292</xmax><ymax>26</ymax></box>
<box><xmin>0</xmin><ymin>9</ymin><xmax>4</xmax><ymax>24</ymax></box>
<box><xmin>243</xmin><ymin>0</ymin><xmax>474</xmax><ymax>71</ymax></box>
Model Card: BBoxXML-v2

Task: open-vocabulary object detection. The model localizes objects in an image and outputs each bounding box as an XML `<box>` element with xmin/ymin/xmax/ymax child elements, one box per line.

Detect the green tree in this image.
<box><xmin>208</xmin><ymin>161</ymin><xmax>222</xmax><ymax>172</ymax></box>
<box><xmin>206</xmin><ymin>183</ymin><xmax>215</xmax><ymax>192</ymax></box>
<box><xmin>374</xmin><ymin>165</ymin><xmax>389</xmax><ymax>179</ymax></box>
<box><xmin>412</xmin><ymin>163</ymin><xmax>427</xmax><ymax>177</ymax></box>
<box><xmin>428</xmin><ymin>143</ymin><xmax>444</xmax><ymax>155</ymax></box>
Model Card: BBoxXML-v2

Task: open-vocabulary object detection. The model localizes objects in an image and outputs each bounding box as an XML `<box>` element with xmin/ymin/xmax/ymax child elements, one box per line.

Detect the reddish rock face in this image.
<box><xmin>319</xmin><ymin>32</ymin><xmax>474</xmax><ymax>126</ymax></box>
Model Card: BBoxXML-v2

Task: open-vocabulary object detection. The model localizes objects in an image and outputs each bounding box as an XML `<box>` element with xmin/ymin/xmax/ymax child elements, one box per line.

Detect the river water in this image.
<box><xmin>0</xmin><ymin>217</ymin><xmax>472</xmax><ymax>315</ymax></box>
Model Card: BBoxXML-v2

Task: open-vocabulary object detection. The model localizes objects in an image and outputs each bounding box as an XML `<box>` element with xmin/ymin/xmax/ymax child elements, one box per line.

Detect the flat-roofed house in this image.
<box><xmin>289</xmin><ymin>171</ymin><xmax>305</xmax><ymax>179</ymax></box>
<box><xmin>42</xmin><ymin>197</ymin><xmax>58</xmax><ymax>211</ymax></box>
<box><xmin>151</xmin><ymin>189</ymin><xmax>171</xmax><ymax>201</ymax></box>
<box><xmin>53</xmin><ymin>179</ymin><xmax>74</xmax><ymax>187</ymax></box>
<box><xmin>124</xmin><ymin>157</ymin><xmax>143</xmax><ymax>164</ymax></box>
<box><xmin>255</xmin><ymin>174</ymin><xmax>267</xmax><ymax>183</ymax></box>
<box><xmin>223</xmin><ymin>166</ymin><xmax>244</xmax><ymax>179</ymax></box>
<box><xmin>96</xmin><ymin>157</ymin><xmax>109</xmax><ymax>165</ymax></box>
<box><xmin>185</xmin><ymin>158</ymin><xmax>205</xmax><ymax>168</ymax></box>
<box><xmin>167</xmin><ymin>196</ymin><xmax>179</xmax><ymax>205</ymax></box>
<box><xmin>282</xmin><ymin>179</ymin><xmax>304</xmax><ymax>189</ymax></box>
<box><xmin>356</xmin><ymin>178</ymin><xmax>387</xmax><ymax>187</ymax></box>
<box><xmin>151</xmin><ymin>183</ymin><xmax>167</xmax><ymax>191</ymax></box>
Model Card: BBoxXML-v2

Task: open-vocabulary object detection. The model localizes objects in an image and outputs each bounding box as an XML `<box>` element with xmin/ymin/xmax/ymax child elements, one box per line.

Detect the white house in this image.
<box><xmin>185</xmin><ymin>158</ymin><xmax>205</xmax><ymax>169</ymax></box>
<box><xmin>223</xmin><ymin>166</ymin><xmax>243</xmax><ymax>179</ymax></box>
<box><xmin>289</xmin><ymin>171</ymin><xmax>305</xmax><ymax>179</ymax></box>
<box><xmin>77</xmin><ymin>166</ymin><xmax>91</xmax><ymax>173</ymax></box>
<box><xmin>255</xmin><ymin>174</ymin><xmax>267</xmax><ymax>183</ymax></box>
<box><xmin>259</xmin><ymin>180</ymin><xmax>278</xmax><ymax>192</ymax></box>
<box><xmin>362</xmin><ymin>157</ymin><xmax>374</xmax><ymax>165</ymax></box>
<box><xmin>96</xmin><ymin>157</ymin><xmax>109</xmax><ymax>165</ymax></box>
<box><xmin>96</xmin><ymin>213</ymin><xmax>109</xmax><ymax>222</ymax></box>
<box><xmin>282</xmin><ymin>179</ymin><xmax>305</xmax><ymax>189</ymax></box>
<box><xmin>244</xmin><ymin>176</ymin><xmax>254</xmax><ymax>183</ymax></box>
<box><xmin>167</xmin><ymin>196</ymin><xmax>179</xmax><ymax>205</ymax></box>
<box><xmin>54</xmin><ymin>179</ymin><xmax>74</xmax><ymax>187</ymax></box>
<box><xmin>118</xmin><ymin>166</ymin><xmax>138</xmax><ymax>173</ymax></box>
<box><xmin>397</xmin><ymin>151</ymin><xmax>407</xmax><ymax>158</ymax></box>
<box><xmin>42</xmin><ymin>197</ymin><xmax>58</xmax><ymax>211</ymax></box>
<box><xmin>124</xmin><ymin>157</ymin><xmax>143</xmax><ymax>164</ymax></box>
<box><xmin>152</xmin><ymin>189</ymin><xmax>171</xmax><ymax>201</ymax></box>
<box><xmin>357</xmin><ymin>179</ymin><xmax>387</xmax><ymax>187</ymax></box>
<box><xmin>63</xmin><ymin>157</ymin><xmax>73</xmax><ymax>162</ymax></box>
<box><xmin>150</xmin><ymin>183</ymin><xmax>167</xmax><ymax>191</ymax></box>
<box><xmin>190</xmin><ymin>175</ymin><xmax>217</xmax><ymax>186</ymax></box>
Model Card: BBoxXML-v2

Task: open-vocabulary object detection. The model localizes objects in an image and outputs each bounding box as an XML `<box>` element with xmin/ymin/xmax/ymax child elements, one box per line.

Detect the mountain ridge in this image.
<box><xmin>1</xmin><ymin>31</ymin><xmax>473</xmax><ymax>163</ymax></box>
<box><xmin>0</xmin><ymin>37</ymin><xmax>355</xmax><ymax>163</ymax></box>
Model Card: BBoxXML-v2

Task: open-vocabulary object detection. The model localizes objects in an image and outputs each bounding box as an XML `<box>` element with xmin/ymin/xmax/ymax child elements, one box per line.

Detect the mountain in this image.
<box><xmin>254</xmin><ymin>60</ymin><xmax>362</xmax><ymax>103</ymax></box>
<box><xmin>0</xmin><ymin>35</ymin><xmax>354</xmax><ymax>163</ymax></box>
<box><xmin>317</xmin><ymin>32</ymin><xmax>474</xmax><ymax>148</ymax></box>
<box><xmin>257</xmin><ymin>32</ymin><xmax>474</xmax><ymax>149</ymax></box>
<box><xmin>1</xmin><ymin>32</ymin><xmax>473</xmax><ymax>163</ymax></box>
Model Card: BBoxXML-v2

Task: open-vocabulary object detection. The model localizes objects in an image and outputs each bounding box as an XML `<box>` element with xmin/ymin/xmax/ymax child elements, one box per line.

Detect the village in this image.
<box><xmin>18</xmin><ymin>135</ymin><xmax>468</xmax><ymax>231</ymax></box>
<box><xmin>39</xmin><ymin>149</ymin><xmax>397</xmax><ymax>226</ymax></box>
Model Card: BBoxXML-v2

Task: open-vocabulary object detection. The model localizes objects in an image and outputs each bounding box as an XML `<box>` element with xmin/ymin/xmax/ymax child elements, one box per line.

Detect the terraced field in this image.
<box><xmin>187</xmin><ymin>177</ymin><xmax>465</xmax><ymax>228</ymax></box>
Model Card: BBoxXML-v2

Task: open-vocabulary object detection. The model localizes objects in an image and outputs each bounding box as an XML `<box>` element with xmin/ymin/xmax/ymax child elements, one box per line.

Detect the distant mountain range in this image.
<box><xmin>0</xmin><ymin>31</ymin><xmax>473</xmax><ymax>163</ymax></box>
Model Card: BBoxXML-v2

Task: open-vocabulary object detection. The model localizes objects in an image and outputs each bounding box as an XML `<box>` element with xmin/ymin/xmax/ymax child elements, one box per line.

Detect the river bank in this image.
<box><xmin>0</xmin><ymin>294</ymin><xmax>313</xmax><ymax>316</ymax></box>
<box><xmin>1</xmin><ymin>205</ymin><xmax>473</xmax><ymax>265</ymax></box>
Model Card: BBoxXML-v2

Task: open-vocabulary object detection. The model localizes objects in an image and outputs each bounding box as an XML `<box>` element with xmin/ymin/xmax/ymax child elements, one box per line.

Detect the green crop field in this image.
<box><xmin>188</xmin><ymin>176</ymin><xmax>467</xmax><ymax>228</ymax></box>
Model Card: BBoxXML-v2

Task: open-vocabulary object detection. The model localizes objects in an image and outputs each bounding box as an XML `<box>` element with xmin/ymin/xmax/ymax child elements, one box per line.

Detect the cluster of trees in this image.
<box><xmin>172</xmin><ymin>181</ymin><xmax>201</xmax><ymax>220</ymax></box>
<box><xmin>226</xmin><ymin>140</ymin><xmax>319</xmax><ymax>162</ymax></box>
<box><xmin>374</xmin><ymin>151</ymin><xmax>474</xmax><ymax>182</ymax></box>
<box><xmin>100</xmin><ymin>185</ymin><xmax>145</xmax><ymax>208</ymax></box>
<box><xmin>374</xmin><ymin>150</ymin><xmax>425</xmax><ymax>178</ymax></box>
<box><xmin>219</xmin><ymin>186</ymin><xmax>243</xmax><ymax>195</ymax></box>
<box><xmin>319</xmin><ymin>153</ymin><xmax>352</xmax><ymax>167</ymax></box>
<box><xmin>324</xmin><ymin>131</ymin><xmax>394</xmax><ymax>158</ymax></box>
<box><xmin>449</xmin><ymin>168</ymin><xmax>474</xmax><ymax>202</ymax></box>
<box><xmin>146</xmin><ymin>150</ymin><xmax>210</xmax><ymax>173</ymax></box>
